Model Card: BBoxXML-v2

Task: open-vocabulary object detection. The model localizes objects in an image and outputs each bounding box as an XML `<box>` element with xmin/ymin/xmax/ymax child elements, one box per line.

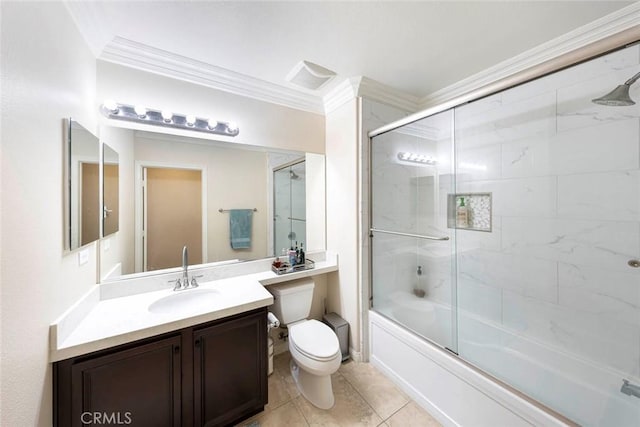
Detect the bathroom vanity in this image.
<box><xmin>54</xmin><ymin>308</ymin><xmax>266</xmax><ymax>427</ymax></box>
<box><xmin>50</xmin><ymin>252</ymin><xmax>338</xmax><ymax>427</ymax></box>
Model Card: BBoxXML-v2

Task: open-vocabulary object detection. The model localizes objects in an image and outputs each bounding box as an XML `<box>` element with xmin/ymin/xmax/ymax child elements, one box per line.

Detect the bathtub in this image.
<box><xmin>370</xmin><ymin>291</ymin><xmax>639</xmax><ymax>426</ymax></box>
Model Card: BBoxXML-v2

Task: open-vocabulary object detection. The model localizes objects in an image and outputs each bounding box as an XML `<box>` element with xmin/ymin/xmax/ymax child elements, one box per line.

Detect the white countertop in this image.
<box><xmin>50</xmin><ymin>253</ymin><xmax>338</xmax><ymax>362</ymax></box>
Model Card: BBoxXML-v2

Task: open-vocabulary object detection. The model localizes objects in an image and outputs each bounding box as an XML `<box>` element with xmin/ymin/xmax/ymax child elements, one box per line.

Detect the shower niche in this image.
<box><xmin>446</xmin><ymin>192</ymin><xmax>492</xmax><ymax>232</ymax></box>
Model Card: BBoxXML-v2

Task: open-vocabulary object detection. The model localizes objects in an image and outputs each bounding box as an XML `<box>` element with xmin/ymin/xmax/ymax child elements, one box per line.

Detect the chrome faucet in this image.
<box><xmin>182</xmin><ymin>245</ymin><xmax>189</xmax><ymax>286</ymax></box>
<box><xmin>169</xmin><ymin>245</ymin><xmax>202</xmax><ymax>291</ymax></box>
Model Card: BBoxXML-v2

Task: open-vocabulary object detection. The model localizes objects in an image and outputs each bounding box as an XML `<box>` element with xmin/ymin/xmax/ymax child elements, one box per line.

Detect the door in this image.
<box><xmin>144</xmin><ymin>167</ymin><xmax>203</xmax><ymax>271</ymax></box>
<box><xmin>80</xmin><ymin>162</ymin><xmax>100</xmax><ymax>246</ymax></box>
<box><xmin>370</xmin><ymin>109</ymin><xmax>457</xmax><ymax>352</ymax></box>
<box><xmin>193</xmin><ymin>309</ymin><xmax>267</xmax><ymax>427</ymax></box>
<box><xmin>273</xmin><ymin>160</ymin><xmax>306</xmax><ymax>255</ymax></box>
<box><xmin>68</xmin><ymin>336</ymin><xmax>182</xmax><ymax>427</ymax></box>
<box><xmin>103</xmin><ymin>163</ymin><xmax>119</xmax><ymax>236</ymax></box>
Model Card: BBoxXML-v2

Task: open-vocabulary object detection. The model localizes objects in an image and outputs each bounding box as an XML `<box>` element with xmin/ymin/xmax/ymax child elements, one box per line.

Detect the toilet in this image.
<box><xmin>268</xmin><ymin>279</ymin><xmax>341</xmax><ymax>409</ymax></box>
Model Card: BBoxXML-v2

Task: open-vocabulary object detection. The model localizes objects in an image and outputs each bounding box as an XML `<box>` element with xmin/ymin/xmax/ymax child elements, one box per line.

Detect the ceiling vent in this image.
<box><xmin>286</xmin><ymin>60</ymin><xmax>336</xmax><ymax>91</ymax></box>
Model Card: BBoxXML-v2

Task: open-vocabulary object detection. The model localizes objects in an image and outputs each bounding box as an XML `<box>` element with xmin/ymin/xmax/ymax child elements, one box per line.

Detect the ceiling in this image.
<box><xmin>65</xmin><ymin>1</ymin><xmax>633</xmax><ymax>112</ymax></box>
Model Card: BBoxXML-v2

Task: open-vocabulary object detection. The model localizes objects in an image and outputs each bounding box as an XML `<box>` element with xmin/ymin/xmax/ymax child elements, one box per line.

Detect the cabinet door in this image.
<box><xmin>194</xmin><ymin>309</ymin><xmax>267</xmax><ymax>427</ymax></box>
<box><xmin>69</xmin><ymin>335</ymin><xmax>181</xmax><ymax>427</ymax></box>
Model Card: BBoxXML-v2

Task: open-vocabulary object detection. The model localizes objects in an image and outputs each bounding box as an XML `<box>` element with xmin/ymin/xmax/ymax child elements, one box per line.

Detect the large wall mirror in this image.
<box><xmin>64</xmin><ymin>118</ymin><xmax>100</xmax><ymax>251</ymax></box>
<box><xmin>99</xmin><ymin>128</ymin><xmax>325</xmax><ymax>282</ymax></box>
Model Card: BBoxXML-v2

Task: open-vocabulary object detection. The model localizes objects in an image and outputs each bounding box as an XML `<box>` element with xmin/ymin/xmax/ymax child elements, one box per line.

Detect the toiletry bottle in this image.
<box><xmin>295</xmin><ymin>241</ymin><xmax>300</xmax><ymax>264</ymax></box>
<box><xmin>299</xmin><ymin>243</ymin><xmax>305</xmax><ymax>264</ymax></box>
<box><xmin>289</xmin><ymin>245</ymin><xmax>296</xmax><ymax>266</ymax></box>
<box><xmin>456</xmin><ymin>197</ymin><xmax>469</xmax><ymax>228</ymax></box>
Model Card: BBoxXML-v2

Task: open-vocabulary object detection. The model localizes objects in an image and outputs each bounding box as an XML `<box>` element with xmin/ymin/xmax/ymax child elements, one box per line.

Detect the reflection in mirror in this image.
<box><xmin>102</xmin><ymin>144</ymin><xmax>119</xmax><ymax>237</ymax></box>
<box><xmin>99</xmin><ymin>129</ymin><xmax>325</xmax><ymax>282</ymax></box>
<box><xmin>274</xmin><ymin>160</ymin><xmax>306</xmax><ymax>256</ymax></box>
<box><xmin>65</xmin><ymin>119</ymin><xmax>100</xmax><ymax>250</ymax></box>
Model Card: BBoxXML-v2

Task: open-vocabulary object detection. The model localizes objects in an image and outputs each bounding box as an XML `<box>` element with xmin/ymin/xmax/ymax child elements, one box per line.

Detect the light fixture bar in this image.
<box><xmin>397</xmin><ymin>152</ymin><xmax>437</xmax><ymax>165</ymax></box>
<box><xmin>100</xmin><ymin>101</ymin><xmax>239</xmax><ymax>137</ymax></box>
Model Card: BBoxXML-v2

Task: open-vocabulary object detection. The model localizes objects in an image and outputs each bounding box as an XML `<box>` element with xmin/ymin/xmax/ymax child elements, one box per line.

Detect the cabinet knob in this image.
<box><xmin>194</xmin><ymin>339</ymin><xmax>201</xmax><ymax>347</ymax></box>
<box><xmin>174</xmin><ymin>345</ymin><xmax>180</xmax><ymax>354</ymax></box>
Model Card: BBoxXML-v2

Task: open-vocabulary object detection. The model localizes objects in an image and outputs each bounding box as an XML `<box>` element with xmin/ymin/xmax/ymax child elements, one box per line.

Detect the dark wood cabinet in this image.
<box><xmin>194</xmin><ymin>309</ymin><xmax>267</xmax><ymax>426</ymax></box>
<box><xmin>54</xmin><ymin>307</ymin><xmax>267</xmax><ymax>427</ymax></box>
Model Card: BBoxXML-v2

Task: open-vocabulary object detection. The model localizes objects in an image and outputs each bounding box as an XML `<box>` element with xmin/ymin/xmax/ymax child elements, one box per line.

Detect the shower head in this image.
<box><xmin>290</xmin><ymin>170</ymin><xmax>299</xmax><ymax>179</ymax></box>
<box><xmin>592</xmin><ymin>71</ymin><xmax>640</xmax><ymax>106</ymax></box>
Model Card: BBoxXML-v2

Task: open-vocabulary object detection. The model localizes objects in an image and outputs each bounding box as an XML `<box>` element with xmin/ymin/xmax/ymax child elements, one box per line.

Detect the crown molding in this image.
<box><xmin>357</xmin><ymin>77</ymin><xmax>420</xmax><ymax>113</ymax></box>
<box><xmin>322</xmin><ymin>77</ymin><xmax>361</xmax><ymax>114</ymax></box>
<box><xmin>95</xmin><ymin>3</ymin><xmax>639</xmax><ymax>119</ymax></box>
<box><xmin>323</xmin><ymin>76</ymin><xmax>420</xmax><ymax>115</ymax></box>
<box><xmin>418</xmin><ymin>2</ymin><xmax>640</xmax><ymax>110</ymax></box>
<box><xmin>100</xmin><ymin>37</ymin><xmax>326</xmax><ymax>114</ymax></box>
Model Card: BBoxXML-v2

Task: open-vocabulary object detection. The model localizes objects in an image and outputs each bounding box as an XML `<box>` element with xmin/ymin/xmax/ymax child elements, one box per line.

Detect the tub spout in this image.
<box><xmin>621</xmin><ymin>380</ymin><xmax>640</xmax><ymax>398</ymax></box>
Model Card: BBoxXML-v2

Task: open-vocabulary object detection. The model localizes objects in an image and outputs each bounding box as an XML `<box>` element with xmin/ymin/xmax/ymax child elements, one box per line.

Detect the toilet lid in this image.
<box><xmin>290</xmin><ymin>320</ymin><xmax>340</xmax><ymax>361</ymax></box>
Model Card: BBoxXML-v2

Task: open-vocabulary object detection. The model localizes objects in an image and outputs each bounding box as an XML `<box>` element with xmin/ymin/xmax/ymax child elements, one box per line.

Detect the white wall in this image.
<box><xmin>97</xmin><ymin>61</ymin><xmax>325</xmax><ymax>154</ymax></box>
<box><xmin>325</xmin><ymin>99</ymin><xmax>361</xmax><ymax>356</ymax></box>
<box><xmin>0</xmin><ymin>2</ymin><xmax>98</xmax><ymax>425</ymax></box>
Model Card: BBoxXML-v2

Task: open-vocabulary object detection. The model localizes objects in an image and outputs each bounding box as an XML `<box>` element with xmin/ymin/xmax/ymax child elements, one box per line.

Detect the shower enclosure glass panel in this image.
<box><xmin>454</xmin><ymin>44</ymin><xmax>640</xmax><ymax>426</ymax></box>
<box><xmin>370</xmin><ymin>43</ymin><xmax>639</xmax><ymax>426</ymax></box>
<box><xmin>371</xmin><ymin>110</ymin><xmax>457</xmax><ymax>351</ymax></box>
<box><xmin>274</xmin><ymin>161</ymin><xmax>306</xmax><ymax>255</ymax></box>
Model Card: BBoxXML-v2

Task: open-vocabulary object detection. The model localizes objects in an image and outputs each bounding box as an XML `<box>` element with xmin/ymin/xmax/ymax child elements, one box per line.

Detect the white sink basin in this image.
<box><xmin>148</xmin><ymin>288</ymin><xmax>220</xmax><ymax>315</ymax></box>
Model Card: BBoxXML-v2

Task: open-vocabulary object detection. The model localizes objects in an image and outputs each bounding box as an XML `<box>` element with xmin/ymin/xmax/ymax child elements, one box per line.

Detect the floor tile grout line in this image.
<box><xmin>382</xmin><ymin>400</ymin><xmax>411</xmax><ymax>424</ymax></box>
<box><xmin>339</xmin><ymin>364</ymin><xmax>411</xmax><ymax>422</ymax></box>
<box><xmin>337</xmin><ymin>367</ymin><xmax>388</xmax><ymax>423</ymax></box>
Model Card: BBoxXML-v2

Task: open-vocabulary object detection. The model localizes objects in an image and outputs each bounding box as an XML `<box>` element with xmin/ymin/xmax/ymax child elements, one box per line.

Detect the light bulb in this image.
<box><xmin>186</xmin><ymin>115</ymin><xmax>196</xmax><ymax>126</ymax></box>
<box><xmin>134</xmin><ymin>105</ymin><xmax>147</xmax><ymax>118</ymax></box>
<box><xmin>104</xmin><ymin>99</ymin><xmax>119</xmax><ymax>113</ymax></box>
<box><xmin>207</xmin><ymin>119</ymin><xmax>218</xmax><ymax>129</ymax></box>
<box><xmin>161</xmin><ymin>110</ymin><xmax>173</xmax><ymax>123</ymax></box>
<box><xmin>227</xmin><ymin>121</ymin><xmax>238</xmax><ymax>132</ymax></box>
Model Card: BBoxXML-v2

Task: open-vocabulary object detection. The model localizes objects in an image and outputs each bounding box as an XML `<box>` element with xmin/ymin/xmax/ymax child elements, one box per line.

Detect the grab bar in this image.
<box><xmin>370</xmin><ymin>228</ymin><xmax>450</xmax><ymax>241</ymax></box>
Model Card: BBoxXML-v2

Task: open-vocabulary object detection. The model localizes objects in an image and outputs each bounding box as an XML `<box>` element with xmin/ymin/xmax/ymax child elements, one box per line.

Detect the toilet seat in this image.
<box><xmin>289</xmin><ymin>320</ymin><xmax>340</xmax><ymax>362</ymax></box>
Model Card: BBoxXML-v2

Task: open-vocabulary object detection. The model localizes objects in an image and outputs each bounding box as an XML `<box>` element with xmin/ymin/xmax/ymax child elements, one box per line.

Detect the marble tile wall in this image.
<box><xmin>454</xmin><ymin>44</ymin><xmax>640</xmax><ymax>377</ymax></box>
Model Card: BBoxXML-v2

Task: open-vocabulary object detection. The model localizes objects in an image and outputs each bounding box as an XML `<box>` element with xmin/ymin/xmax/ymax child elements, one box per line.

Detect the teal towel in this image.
<box><xmin>229</xmin><ymin>209</ymin><xmax>253</xmax><ymax>249</ymax></box>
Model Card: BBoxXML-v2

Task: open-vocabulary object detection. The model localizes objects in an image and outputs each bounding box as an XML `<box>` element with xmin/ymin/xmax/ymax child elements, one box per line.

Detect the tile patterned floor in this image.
<box><xmin>237</xmin><ymin>352</ymin><xmax>442</xmax><ymax>427</ymax></box>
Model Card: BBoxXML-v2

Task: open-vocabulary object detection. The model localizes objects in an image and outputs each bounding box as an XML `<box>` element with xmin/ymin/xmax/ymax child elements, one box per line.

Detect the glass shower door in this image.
<box><xmin>273</xmin><ymin>161</ymin><xmax>306</xmax><ymax>255</ymax></box>
<box><xmin>453</xmin><ymin>43</ymin><xmax>640</xmax><ymax>426</ymax></box>
<box><xmin>370</xmin><ymin>110</ymin><xmax>457</xmax><ymax>351</ymax></box>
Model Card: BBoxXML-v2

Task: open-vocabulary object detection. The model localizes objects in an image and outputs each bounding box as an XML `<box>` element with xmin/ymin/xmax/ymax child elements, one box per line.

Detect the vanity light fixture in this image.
<box><xmin>100</xmin><ymin>101</ymin><xmax>240</xmax><ymax>137</ymax></box>
<box><xmin>397</xmin><ymin>152</ymin><xmax>437</xmax><ymax>165</ymax></box>
<box><xmin>161</xmin><ymin>110</ymin><xmax>173</xmax><ymax>123</ymax></box>
<box><xmin>134</xmin><ymin>105</ymin><xmax>147</xmax><ymax>119</ymax></box>
<box><xmin>104</xmin><ymin>99</ymin><xmax>119</xmax><ymax>114</ymax></box>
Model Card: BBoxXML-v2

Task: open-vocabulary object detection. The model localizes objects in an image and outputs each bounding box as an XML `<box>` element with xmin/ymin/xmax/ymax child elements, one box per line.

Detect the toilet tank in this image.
<box><xmin>267</xmin><ymin>278</ymin><xmax>315</xmax><ymax>325</ymax></box>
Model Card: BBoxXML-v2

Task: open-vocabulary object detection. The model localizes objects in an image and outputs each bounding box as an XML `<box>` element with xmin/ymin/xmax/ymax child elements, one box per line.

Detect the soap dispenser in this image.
<box><xmin>456</xmin><ymin>197</ymin><xmax>469</xmax><ymax>228</ymax></box>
